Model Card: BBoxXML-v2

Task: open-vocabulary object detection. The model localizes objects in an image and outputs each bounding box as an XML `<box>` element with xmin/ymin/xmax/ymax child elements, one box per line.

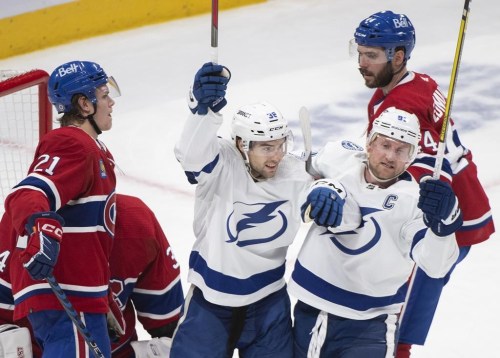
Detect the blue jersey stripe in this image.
<box><xmin>291</xmin><ymin>260</ymin><xmax>407</xmax><ymax>312</ymax></box>
<box><xmin>190</xmin><ymin>251</ymin><xmax>285</xmax><ymax>295</ymax></box>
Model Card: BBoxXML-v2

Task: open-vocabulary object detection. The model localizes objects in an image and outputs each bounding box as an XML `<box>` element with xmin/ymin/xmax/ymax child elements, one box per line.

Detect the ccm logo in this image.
<box><xmin>41</xmin><ymin>223</ymin><xmax>63</xmax><ymax>239</ymax></box>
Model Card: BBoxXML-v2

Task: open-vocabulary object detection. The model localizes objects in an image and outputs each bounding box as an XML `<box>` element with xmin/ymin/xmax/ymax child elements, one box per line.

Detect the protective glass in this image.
<box><xmin>107</xmin><ymin>76</ymin><xmax>121</xmax><ymax>98</ymax></box>
<box><xmin>349</xmin><ymin>39</ymin><xmax>389</xmax><ymax>65</ymax></box>
<box><xmin>250</xmin><ymin>138</ymin><xmax>288</xmax><ymax>157</ymax></box>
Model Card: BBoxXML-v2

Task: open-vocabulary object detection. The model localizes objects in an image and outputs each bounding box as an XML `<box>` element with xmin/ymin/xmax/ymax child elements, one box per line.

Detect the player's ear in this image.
<box><xmin>77</xmin><ymin>95</ymin><xmax>92</xmax><ymax>114</ymax></box>
<box><xmin>392</xmin><ymin>49</ymin><xmax>406</xmax><ymax>66</ymax></box>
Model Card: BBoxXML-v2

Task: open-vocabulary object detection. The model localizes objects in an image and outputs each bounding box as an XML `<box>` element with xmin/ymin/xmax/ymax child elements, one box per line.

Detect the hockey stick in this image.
<box><xmin>211</xmin><ymin>0</ymin><xmax>219</xmax><ymax>63</ymax></box>
<box><xmin>46</xmin><ymin>274</ymin><xmax>105</xmax><ymax>358</ymax></box>
<box><xmin>299</xmin><ymin>106</ymin><xmax>315</xmax><ymax>222</ymax></box>
<box><xmin>399</xmin><ymin>0</ymin><xmax>472</xmax><ymax>334</ymax></box>
<box><xmin>432</xmin><ymin>0</ymin><xmax>471</xmax><ymax>179</ymax></box>
<box><xmin>299</xmin><ymin>106</ymin><xmax>313</xmax><ymax>175</ymax></box>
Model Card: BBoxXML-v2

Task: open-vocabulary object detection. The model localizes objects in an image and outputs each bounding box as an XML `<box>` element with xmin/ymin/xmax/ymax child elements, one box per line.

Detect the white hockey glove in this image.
<box><xmin>0</xmin><ymin>324</ymin><xmax>33</xmax><ymax>358</ymax></box>
<box><xmin>131</xmin><ymin>337</ymin><xmax>172</xmax><ymax>358</ymax></box>
<box><xmin>107</xmin><ymin>289</ymin><xmax>126</xmax><ymax>340</ymax></box>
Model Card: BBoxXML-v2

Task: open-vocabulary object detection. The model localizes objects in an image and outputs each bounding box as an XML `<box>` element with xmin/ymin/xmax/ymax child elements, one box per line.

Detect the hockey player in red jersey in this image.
<box><xmin>1</xmin><ymin>194</ymin><xmax>183</xmax><ymax>358</ymax></box>
<box><xmin>110</xmin><ymin>194</ymin><xmax>184</xmax><ymax>358</ymax></box>
<box><xmin>351</xmin><ymin>11</ymin><xmax>495</xmax><ymax>357</ymax></box>
<box><xmin>2</xmin><ymin>60</ymin><xmax>120</xmax><ymax>357</ymax></box>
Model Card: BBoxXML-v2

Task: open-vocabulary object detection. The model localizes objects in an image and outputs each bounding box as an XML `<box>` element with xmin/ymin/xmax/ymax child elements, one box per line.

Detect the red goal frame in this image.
<box><xmin>0</xmin><ymin>69</ymin><xmax>52</xmax><ymax>136</ymax></box>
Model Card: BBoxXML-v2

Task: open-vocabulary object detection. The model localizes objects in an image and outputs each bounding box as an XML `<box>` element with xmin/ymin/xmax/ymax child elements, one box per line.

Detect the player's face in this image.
<box><xmin>356</xmin><ymin>45</ymin><xmax>394</xmax><ymax>88</ymax></box>
<box><xmin>366</xmin><ymin>134</ymin><xmax>412</xmax><ymax>182</ymax></box>
<box><xmin>247</xmin><ymin>138</ymin><xmax>287</xmax><ymax>179</ymax></box>
<box><xmin>93</xmin><ymin>84</ymin><xmax>116</xmax><ymax>132</ymax></box>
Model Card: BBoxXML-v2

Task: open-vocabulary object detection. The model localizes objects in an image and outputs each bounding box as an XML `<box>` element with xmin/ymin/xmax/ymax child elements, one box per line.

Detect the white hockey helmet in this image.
<box><xmin>367</xmin><ymin>107</ymin><xmax>421</xmax><ymax>163</ymax></box>
<box><xmin>231</xmin><ymin>101</ymin><xmax>291</xmax><ymax>152</ymax></box>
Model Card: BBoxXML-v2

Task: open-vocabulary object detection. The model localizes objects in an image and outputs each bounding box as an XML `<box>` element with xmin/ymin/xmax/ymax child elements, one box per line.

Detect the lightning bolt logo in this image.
<box><xmin>325</xmin><ymin>207</ymin><xmax>383</xmax><ymax>255</ymax></box>
<box><xmin>226</xmin><ymin>200</ymin><xmax>288</xmax><ymax>247</ymax></box>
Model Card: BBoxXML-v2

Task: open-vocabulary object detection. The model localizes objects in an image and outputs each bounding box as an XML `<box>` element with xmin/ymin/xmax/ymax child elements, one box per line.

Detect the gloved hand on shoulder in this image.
<box><xmin>21</xmin><ymin>211</ymin><xmax>64</xmax><ymax>280</ymax></box>
<box><xmin>418</xmin><ymin>178</ymin><xmax>463</xmax><ymax>236</ymax></box>
<box><xmin>301</xmin><ymin>180</ymin><xmax>346</xmax><ymax>227</ymax></box>
<box><xmin>188</xmin><ymin>62</ymin><xmax>231</xmax><ymax>115</ymax></box>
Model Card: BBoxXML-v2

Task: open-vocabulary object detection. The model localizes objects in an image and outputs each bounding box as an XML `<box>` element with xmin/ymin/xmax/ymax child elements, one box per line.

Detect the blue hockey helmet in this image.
<box><xmin>354</xmin><ymin>11</ymin><xmax>416</xmax><ymax>61</ymax></box>
<box><xmin>48</xmin><ymin>61</ymin><xmax>119</xmax><ymax>114</ymax></box>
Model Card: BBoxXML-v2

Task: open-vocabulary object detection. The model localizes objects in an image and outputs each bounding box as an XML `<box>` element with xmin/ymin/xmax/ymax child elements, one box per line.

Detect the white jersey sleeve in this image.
<box><xmin>174</xmin><ymin>110</ymin><xmax>223</xmax><ymax>174</ymax></box>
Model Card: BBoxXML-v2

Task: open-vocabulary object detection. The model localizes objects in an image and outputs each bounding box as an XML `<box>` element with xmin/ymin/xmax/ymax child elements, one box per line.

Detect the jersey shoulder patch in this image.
<box><xmin>341</xmin><ymin>140</ymin><xmax>364</xmax><ymax>151</ymax></box>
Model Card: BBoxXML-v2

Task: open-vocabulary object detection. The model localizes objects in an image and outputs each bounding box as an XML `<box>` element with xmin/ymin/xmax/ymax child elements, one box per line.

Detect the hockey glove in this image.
<box><xmin>301</xmin><ymin>180</ymin><xmax>346</xmax><ymax>227</ymax></box>
<box><xmin>418</xmin><ymin>178</ymin><xmax>463</xmax><ymax>237</ymax></box>
<box><xmin>21</xmin><ymin>212</ymin><xmax>64</xmax><ymax>280</ymax></box>
<box><xmin>107</xmin><ymin>289</ymin><xmax>126</xmax><ymax>341</ymax></box>
<box><xmin>131</xmin><ymin>337</ymin><xmax>172</xmax><ymax>358</ymax></box>
<box><xmin>188</xmin><ymin>62</ymin><xmax>231</xmax><ymax>115</ymax></box>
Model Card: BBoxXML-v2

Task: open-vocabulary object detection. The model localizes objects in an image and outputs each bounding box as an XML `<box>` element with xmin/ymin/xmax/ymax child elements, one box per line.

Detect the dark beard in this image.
<box><xmin>359</xmin><ymin>62</ymin><xmax>394</xmax><ymax>88</ymax></box>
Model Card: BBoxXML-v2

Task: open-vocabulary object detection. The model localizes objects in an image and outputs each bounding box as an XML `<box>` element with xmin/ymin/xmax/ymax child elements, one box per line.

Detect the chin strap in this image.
<box><xmin>237</xmin><ymin>142</ymin><xmax>264</xmax><ymax>182</ymax></box>
<box><xmin>82</xmin><ymin>103</ymin><xmax>102</xmax><ymax>135</ymax></box>
<box><xmin>88</xmin><ymin>116</ymin><xmax>102</xmax><ymax>135</ymax></box>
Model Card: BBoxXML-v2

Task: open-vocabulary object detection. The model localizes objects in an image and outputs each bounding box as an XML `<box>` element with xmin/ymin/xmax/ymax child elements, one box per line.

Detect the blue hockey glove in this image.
<box><xmin>188</xmin><ymin>62</ymin><xmax>231</xmax><ymax>115</ymax></box>
<box><xmin>418</xmin><ymin>178</ymin><xmax>463</xmax><ymax>236</ymax></box>
<box><xmin>301</xmin><ymin>184</ymin><xmax>345</xmax><ymax>227</ymax></box>
<box><xmin>21</xmin><ymin>212</ymin><xmax>64</xmax><ymax>280</ymax></box>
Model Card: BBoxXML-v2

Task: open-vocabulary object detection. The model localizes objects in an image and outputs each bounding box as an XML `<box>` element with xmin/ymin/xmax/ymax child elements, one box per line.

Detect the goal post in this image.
<box><xmin>0</xmin><ymin>69</ymin><xmax>53</xmax><ymax>214</ymax></box>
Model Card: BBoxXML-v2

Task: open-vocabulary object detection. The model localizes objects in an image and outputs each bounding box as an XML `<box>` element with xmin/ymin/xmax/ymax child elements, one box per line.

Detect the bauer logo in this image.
<box><xmin>58</xmin><ymin>63</ymin><xmax>80</xmax><ymax>77</ymax></box>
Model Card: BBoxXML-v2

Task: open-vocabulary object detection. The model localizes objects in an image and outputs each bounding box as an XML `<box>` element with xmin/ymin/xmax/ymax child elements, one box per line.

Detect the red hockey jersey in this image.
<box><xmin>4</xmin><ymin>126</ymin><xmax>116</xmax><ymax>319</ymax></box>
<box><xmin>367</xmin><ymin>72</ymin><xmax>494</xmax><ymax>246</ymax></box>
<box><xmin>109</xmin><ymin>194</ymin><xmax>183</xmax><ymax>357</ymax></box>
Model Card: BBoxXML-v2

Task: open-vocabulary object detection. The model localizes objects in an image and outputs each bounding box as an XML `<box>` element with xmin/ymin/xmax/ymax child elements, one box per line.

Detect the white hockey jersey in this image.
<box><xmin>288</xmin><ymin>140</ymin><xmax>459</xmax><ymax>320</ymax></box>
<box><xmin>175</xmin><ymin>111</ymin><xmax>312</xmax><ymax>307</ymax></box>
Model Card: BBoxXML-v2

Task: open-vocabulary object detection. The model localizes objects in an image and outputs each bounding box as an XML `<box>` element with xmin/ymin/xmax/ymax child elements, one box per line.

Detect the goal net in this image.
<box><xmin>0</xmin><ymin>70</ymin><xmax>53</xmax><ymax>215</ymax></box>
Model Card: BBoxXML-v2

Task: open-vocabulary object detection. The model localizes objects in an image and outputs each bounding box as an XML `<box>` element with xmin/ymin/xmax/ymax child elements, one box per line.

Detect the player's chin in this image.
<box><xmin>261</xmin><ymin>167</ymin><xmax>278</xmax><ymax>179</ymax></box>
<box><xmin>376</xmin><ymin>167</ymin><xmax>396</xmax><ymax>179</ymax></box>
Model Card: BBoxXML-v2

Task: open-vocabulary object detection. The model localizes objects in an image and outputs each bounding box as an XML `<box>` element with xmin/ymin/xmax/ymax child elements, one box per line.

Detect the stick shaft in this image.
<box><xmin>211</xmin><ymin>0</ymin><xmax>219</xmax><ymax>63</ymax></box>
<box><xmin>433</xmin><ymin>0</ymin><xmax>471</xmax><ymax>178</ymax></box>
<box><xmin>46</xmin><ymin>274</ymin><xmax>105</xmax><ymax>358</ymax></box>
<box><xmin>299</xmin><ymin>106</ymin><xmax>313</xmax><ymax>175</ymax></box>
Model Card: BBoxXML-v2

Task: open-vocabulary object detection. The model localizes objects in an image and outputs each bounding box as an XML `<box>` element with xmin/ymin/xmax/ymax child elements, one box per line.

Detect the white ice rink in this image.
<box><xmin>1</xmin><ymin>0</ymin><xmax>499</xmax><ymax>356</ymax></box>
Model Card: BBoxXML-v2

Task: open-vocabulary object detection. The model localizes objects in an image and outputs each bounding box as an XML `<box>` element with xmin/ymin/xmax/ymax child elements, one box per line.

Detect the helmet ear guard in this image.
<box><xmin>354</xmin><ymin>10</ymin><xmax>416</xmax><ymax>61</ymax></box>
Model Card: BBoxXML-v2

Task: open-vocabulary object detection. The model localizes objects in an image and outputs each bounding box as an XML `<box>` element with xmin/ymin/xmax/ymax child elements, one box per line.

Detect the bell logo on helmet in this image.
<box><xmin>57</xmin><ymin>63</ymin><xmax>80</xmax><ymax>77</ymax></box>
<box><xmin>392</xmin><ymin>17</ymin><xmax>411</xmax><ymax>29</ymax></box>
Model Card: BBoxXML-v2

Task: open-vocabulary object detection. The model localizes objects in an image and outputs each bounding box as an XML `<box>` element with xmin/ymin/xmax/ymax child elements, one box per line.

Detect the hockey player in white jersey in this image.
<box><xmin>288</xmin><ymin>107</ymin><xmax>461</xmax><ymax>358</ymax></box>
<box><xmin>171</xmin><ymin>62</ymin><xmax>313</xmax><ymax>357</ymax></box>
